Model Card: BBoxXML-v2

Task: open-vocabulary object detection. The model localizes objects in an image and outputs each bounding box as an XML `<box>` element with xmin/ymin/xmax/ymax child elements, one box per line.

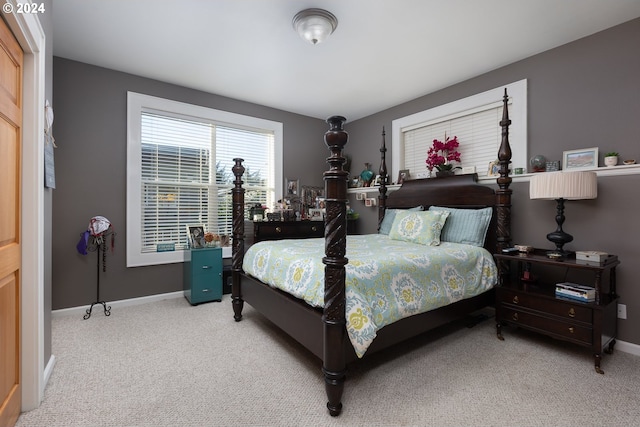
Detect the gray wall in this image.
<box><xmin>53</xmin><ymin>17</ymin><xmax>640</xmax><ymax>346</ymax></box>
<box><xmin>347</xmin><ymin>18</ymin><xmax>640</xmax><ymax>344</ymax></box>
<box><xmin>52</xmin><ymin>58</ymin><xmax>327</xmax><ymax>309</ymax></box>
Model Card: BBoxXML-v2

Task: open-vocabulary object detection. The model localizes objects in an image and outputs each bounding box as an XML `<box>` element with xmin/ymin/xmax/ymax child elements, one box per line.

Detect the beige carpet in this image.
<box><xmin>17</xmin><ymin>296</ymin><xmax>640</xmax><ymax>427</ymax></box>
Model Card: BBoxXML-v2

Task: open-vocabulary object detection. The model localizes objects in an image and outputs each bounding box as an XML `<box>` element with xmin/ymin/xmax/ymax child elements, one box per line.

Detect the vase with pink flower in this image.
<box><xmin>426</xmin><ymin>134</ymin><xmax>462</xmax><ymax>177</ymax></box>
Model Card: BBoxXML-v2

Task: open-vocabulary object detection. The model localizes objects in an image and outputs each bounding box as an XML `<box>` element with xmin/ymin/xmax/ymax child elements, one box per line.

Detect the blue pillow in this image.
<box><xmin>378</xmin><ymin>206</ymin><xmax>424</xmax><ymax>235</ymax></box>
<box><xmin>428</xmin><ymin>206</ymin><xmax>493</xmax><ymax>247</ymax></box>
<box><xmin>388</xmin><ymin>210</ymin><xmax>450</xmax><ymax>246</ymax></box>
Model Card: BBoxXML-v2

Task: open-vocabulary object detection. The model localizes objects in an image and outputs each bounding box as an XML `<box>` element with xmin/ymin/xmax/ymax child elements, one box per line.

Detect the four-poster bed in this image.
<box><xmin>231</xmin><ymin>90</ymin><xmax>513</xmax><ymax>416</ymax></box>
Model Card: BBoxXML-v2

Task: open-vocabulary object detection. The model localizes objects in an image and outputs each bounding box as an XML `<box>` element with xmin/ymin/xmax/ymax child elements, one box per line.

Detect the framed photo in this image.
<box><xmin>285</xmin><ymin>178</ymin><xmax>299</xmax><ymax>196</ymax></box>
<box><xmin>373</xmin><ymin>175</ymin><xmax>382</xmax><ymax>186</ymax></box>
<box><xmin>563</xmin><ymin>148</ymin><xmax>599</xmax><ymax>170</ymax></box>
<box><xmin>186</xmin><ymin>225</ymin><xmax>205</xmax><ymax>249</ymax></box>
<box><xmin>487</xmin><ymin>160</ymin><xmax>500</xmax><ymax>177</ymax></box>
<box><xmin>397</xmin><ymin>169</ymin><xmax>409</xmax><ymax>185</ymax></box>
<box><xmin>309</xmin><ymin>208</ymin><xmax>324</xmax><ymax>221</ymax></box>
<box><xmin>315</xmin><ymin>197</ymin><xmax>326</xmax><ymax>209</ymax></box>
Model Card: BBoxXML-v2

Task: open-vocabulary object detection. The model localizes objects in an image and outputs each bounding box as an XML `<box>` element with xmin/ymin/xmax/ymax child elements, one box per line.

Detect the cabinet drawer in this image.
<box><xmin>501</xmin><ymin>306</ymin><xmax>592</xmax><ymax>345</ymax></box>
<box><xmin>191</xmin><ymin>276</ymin><xmax>221</xmax><ymax>299</ymax></box>
<box><xmin>256</xmin><ymin>223</ymin><xmax>323</xmax><ymax>239</ymax></box>
<box><xmin>498</xmin><ymin>288</ymin><xmax>592</xmax><ymax>323</ymax></box>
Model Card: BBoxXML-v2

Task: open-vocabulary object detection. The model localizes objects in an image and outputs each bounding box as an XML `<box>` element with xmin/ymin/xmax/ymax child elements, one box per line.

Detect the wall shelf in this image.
<box><xmin>347</xmin><ymin>165</ymin><xmax>640</xmax><ymax>195</ymax></box>
<box><xmin>347</xmin><ymin>184</ymin><xmax>400</xmax><ymax>195</ymax></box>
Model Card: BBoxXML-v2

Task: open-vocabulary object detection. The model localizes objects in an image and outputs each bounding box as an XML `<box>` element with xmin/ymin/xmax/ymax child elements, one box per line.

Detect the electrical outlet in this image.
<box><xmin>617</xmin><ymin>303</ymin><xmax>627</xmax><ymax>320</ymax></box>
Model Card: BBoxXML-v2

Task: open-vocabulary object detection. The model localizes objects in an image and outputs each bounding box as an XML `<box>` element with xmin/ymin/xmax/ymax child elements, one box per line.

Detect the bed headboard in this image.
<box><xmin>376</xmin><ymin>88</ymin><xmax>513</xmax><ymax>254</ymax></box>
<box><xmin>383</xmin><ymin>174</ymin><xmax>499</xmax><ymax>253</ymax></box>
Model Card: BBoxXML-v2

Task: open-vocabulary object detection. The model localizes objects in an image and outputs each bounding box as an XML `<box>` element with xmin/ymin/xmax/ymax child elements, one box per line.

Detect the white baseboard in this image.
<box><xmin>616</xmin><ymin>339</ymin><xmax>640</xmax><ymax>357</ymax></box>
<box><xmin>43</xmin><ymin>354</ymin><xmax>56</xmax><ymax>393</ymax></box>
<box><xmin>52</xmin><ymin>291</ymin><xmax>184</xmax><ymax>318</ymax></box>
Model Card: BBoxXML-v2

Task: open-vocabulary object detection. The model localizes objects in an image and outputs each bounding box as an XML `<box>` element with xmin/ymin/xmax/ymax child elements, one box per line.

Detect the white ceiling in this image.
<box><xmin>52</xmin><ymin>0</ymin><xmax>640</xmax><ymax>121</ymax></box>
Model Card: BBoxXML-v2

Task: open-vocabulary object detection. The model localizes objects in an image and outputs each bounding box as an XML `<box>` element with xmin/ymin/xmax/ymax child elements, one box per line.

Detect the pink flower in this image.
<box><xmin>426</xmin><ymin>134</ymin><xmax>462</xmax><ymax>171</ymax></box>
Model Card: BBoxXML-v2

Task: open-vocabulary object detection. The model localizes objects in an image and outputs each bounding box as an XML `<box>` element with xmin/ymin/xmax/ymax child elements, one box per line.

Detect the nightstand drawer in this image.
<box><xmin>498</xmin><ymin>288</ymin><xmax>592</xmax><ymax>323</ymax></box>
<box><xmin>502</xmin><ymin>307</ymin><xmax>592</xmax><ymax>345</ymax></box>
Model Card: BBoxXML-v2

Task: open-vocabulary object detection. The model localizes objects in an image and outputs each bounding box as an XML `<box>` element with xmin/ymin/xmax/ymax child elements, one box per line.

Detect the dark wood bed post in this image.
<box><xmin>322</xmin><ymin>116</ymin><xmax>349</xmax><ymax>416</ymax></box>
<box><xmin>496</xmin><ymin>88</ymin><xmax>513</xmax><ymax>253</ymax></box>
<box><xmin>377</xmin><ymin>127</ymin><xmax>388</xmax><ymax>231</ymax></box>
<box><xmin>231</xmin><ymin>158</ymin><xmax>246</xmax><ymax>322</ymax></box>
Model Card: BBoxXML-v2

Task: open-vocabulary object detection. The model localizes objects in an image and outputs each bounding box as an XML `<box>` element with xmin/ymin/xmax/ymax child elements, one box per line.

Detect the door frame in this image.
<box><xmin>3</xmin><ymin>10</ymin><xmax>46</xmax><ymax>411</ymax></box>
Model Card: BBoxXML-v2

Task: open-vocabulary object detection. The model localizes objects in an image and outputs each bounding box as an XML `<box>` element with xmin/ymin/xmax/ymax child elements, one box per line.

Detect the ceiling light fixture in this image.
<box><xmin>292</xmin><ymin>8</ymin><xmax>338</xmax><ymax>45</ymax></box>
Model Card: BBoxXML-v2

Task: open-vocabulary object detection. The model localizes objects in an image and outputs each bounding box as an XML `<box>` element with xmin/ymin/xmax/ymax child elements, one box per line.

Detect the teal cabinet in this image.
<box><xmin>184</xmin><ymin>247</ymin><xmax>223</xmax><ymax>305</ymax></box>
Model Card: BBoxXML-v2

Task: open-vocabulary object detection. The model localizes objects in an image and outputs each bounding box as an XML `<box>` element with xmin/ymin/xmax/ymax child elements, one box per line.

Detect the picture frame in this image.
<box><xmin>309</xmin><ymin>208</ymin><xmax>324</xmax><ymax>221</ymax></box>
<box><xmin>285</xmin><ymin>178</ymin><xmax>299</xmax><ymax>196</ymax></box>
<box><xmin>373</xmin><ymin>175</ymin><xmax>382</xmax><ymax>186</ymax></box>
<box><xmin>487</xmin><ymin>160</ymin><xmax>500</xmax><ymax>177</ymax></box>
<box><xmin>315</xmin><ymin>197</ymin><xmax>326</xmax><ymax>209</ymax></box>
<box><xmin>186</xmin><ymin>225</ymin><xmax>205</xmax><ymax>249</ymax></box>
<box><xmin>397</xmin><ymin>169</ymin><xmax>409</xmax><ymax>185</ymax></box>
<box><xmin>563</xmin><ymin>148</ymin><xmax>599</xmax><ymax>170</ymax></box>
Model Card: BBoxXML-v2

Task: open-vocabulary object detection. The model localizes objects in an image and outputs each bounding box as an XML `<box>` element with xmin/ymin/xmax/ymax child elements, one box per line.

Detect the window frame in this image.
<box><xmin>391</xmin><ymin>80</ymin><xmax>527</xmax><ymax>182</ymax></box>
<box><xmin>126</xmin><ymin>92</ymin><xmax>283</xmax><ymax>267</ymax></box>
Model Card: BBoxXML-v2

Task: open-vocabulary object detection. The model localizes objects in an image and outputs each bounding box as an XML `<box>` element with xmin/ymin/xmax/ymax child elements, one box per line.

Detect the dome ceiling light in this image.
<box><xmin>292</xmin><ymin>8</ymin><xmax>338</xmax><ymax>45</ymax></box>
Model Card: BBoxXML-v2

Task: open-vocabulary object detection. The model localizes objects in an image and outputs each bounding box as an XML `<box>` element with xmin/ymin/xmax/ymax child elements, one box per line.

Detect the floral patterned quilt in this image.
<box><xmin>242</xmin><ymin>234</ymin><xmax>497</xmax><ymax>358</ymax></box>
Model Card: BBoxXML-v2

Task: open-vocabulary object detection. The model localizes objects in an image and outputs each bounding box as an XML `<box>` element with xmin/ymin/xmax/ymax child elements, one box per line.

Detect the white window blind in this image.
<box><xmin>127</xmin><ymin>92</ymin><xmax>283</xmax><ymax>267</ymax></box>
<box><xmin>392</xmin><ymin>80</ymin><xmax>527</xmax><ymax>181</ymax></box>
<box><xmin>403</xmin><ymin>106</ymin><xmax>503</xmax><ymax>178</ymax></box>
<box><xmin>140</xmin><ymin>113</ymin><xmax>274</xmax><ymax>253</ymax></box>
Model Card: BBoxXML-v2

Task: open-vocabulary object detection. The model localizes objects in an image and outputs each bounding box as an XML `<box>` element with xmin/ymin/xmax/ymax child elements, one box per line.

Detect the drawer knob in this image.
<box><xmin>568</xmin><ymin>327</ymin><xmax>575</xmax><ymax>334</ymax></box>
<box><xmin>512</xmin><ymin>312</ymin><xmax>519</xmax><ymax>321</ymax></box>
<box><xmin>275</xmin><ymin>227</ymin><xmax>282</xmax><ymax>233</ymax></box>
<box><xmin>201</xmin><ymin>265</ymin><xmax>211</xmax><ymax>269</ymax></box>
<box><xmin>568</xmin><ymin>308</ymin><xmax>576</xmax><ymax>318</ymax></box>
<box><xmin>202</xmin><ymin>288</ymin><xmax>210</xmax><ymax>293</ymax></box>
<box><xmin>311</xmin><ymin>226</ymin><xmax>317</xmax><ymax>232</ymax></box>
<box><xmin>512</xmin><ymin>295</ymin><xmax>519</xmax><ymax>304</ymax></box>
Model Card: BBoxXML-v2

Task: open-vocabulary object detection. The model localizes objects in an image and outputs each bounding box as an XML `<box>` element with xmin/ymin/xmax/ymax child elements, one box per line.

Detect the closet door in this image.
<box><xmin>0</xmin><ymin>15</ymin><xmax>23</xmax><ymax>427</ymax></box>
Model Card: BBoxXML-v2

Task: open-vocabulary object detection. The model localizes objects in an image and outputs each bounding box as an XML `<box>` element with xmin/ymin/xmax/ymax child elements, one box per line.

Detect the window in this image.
<box><xmin>127</xmin><ymin>92</ymin><xmax>283</xmax><ymax>267</ymax></box>
<box><xmin>392</xmin><ymin>80</ymin><xmax>527</xmax><ymax>181</ymax></box>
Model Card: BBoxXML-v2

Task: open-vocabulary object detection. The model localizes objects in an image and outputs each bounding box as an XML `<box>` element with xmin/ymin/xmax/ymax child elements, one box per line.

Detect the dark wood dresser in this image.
<box><xmin>245</xmin><ymin>219</ymin><xmax>357</xmax><ymax>246</ymax></box>
<box><xmin>494</xmin><ymin>249</ymin><xmax>619</xmax><ymax>374</ymax></box>
<box><xmin>245</xmin><ymin>220</ymin><xmax>323</xmax><ymax>245</ymax></box>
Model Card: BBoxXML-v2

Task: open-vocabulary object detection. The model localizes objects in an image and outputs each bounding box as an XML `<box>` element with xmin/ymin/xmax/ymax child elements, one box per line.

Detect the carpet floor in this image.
<box><xmin>16</xmin><ymin>296</ymin><xmax>640</xmax><ymax>426</ymax></box>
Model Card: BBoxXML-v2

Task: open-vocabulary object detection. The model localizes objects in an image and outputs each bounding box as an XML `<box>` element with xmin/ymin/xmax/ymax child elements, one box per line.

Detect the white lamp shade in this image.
<box><xmin>292</xmin><ymin>9</ymin><xmax>338</xmax><ymax>45</ymax></box>
<box><xmin>529</xmin><ymin>171</ymin><xmax>597</xmax><ymax>200</ymax></box>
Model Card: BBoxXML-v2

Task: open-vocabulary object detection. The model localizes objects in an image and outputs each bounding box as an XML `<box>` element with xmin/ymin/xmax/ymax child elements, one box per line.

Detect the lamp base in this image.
<box><xmin>546</xmin><ymin>230</ymin><xmax>573</xmax><ymax>257</ymax></box>
<box><xmin>545</xmin><ymin>197</ymin><xmax>573</xmax><ymax>257</ymax></box>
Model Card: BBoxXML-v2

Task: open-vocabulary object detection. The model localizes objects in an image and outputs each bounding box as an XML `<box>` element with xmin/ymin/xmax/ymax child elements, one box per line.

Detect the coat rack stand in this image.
<box><xmin>83</xmin><ymin>232</ymin><xmax>113</xmax><ymax>320</ymax></box>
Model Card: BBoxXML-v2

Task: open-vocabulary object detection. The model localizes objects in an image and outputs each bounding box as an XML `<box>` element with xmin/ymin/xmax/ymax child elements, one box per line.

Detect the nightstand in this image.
<box><xmin>494</xmin><ymin>249</ymin><xmax>619</xmax><ymax>374</ymax></box>
<box><xmin>184</xmin><ymin>247</ymin><xmax>223</xmax><ymax>305</ymax></box>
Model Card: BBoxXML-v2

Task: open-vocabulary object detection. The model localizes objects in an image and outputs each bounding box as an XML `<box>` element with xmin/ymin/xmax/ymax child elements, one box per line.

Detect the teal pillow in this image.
<box><xmin>428</xmin><ymin>206</ymin><xmax>493</xmax><ymax>247</ymax></box>
<box><xmin>378</xmin><ymin>206</ymin><xmax>424</xmax><ymax>235</ymax></box>
<box><xmin>388</xmin><ymin>210</ymin><xmax>449</xmax><ymax>246</ymax></box>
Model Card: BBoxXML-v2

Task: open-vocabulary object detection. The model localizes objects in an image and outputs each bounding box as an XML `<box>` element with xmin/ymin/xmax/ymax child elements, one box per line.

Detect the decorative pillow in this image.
<box><xmin>428</xmin><ymin>206</ymin><xmax>493</xmax><ymax>247</ymax></box>
<box><xmin>378</xmin><ymin>206</ymin><xmax>423</xmax><ymax>235</ymax></box>
<box><xmin>388</xmin><ymin>210</ymin><xmax>449</xmax><ymax>246</ymax></box>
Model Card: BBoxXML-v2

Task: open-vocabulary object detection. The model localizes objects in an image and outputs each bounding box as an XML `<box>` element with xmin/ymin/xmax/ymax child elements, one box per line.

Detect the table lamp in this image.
<box><xmin>529</xmin><ymin>171</ymin><xmax>597</xmax><ymax>256</ymax></box>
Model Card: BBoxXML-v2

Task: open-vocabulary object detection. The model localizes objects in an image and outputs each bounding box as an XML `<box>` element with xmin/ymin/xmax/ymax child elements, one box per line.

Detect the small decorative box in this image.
<box><xmin>575</xmin><ymin>251</ymin><xmax>608</xmax><ymax>262</ymax></box>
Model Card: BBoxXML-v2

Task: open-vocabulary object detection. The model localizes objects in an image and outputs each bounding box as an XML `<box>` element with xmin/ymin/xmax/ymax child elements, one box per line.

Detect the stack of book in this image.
<box><xmin>555</xmin><ymin>282</ymin><xmax>595</xmax><ymax>303</ymax></box>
